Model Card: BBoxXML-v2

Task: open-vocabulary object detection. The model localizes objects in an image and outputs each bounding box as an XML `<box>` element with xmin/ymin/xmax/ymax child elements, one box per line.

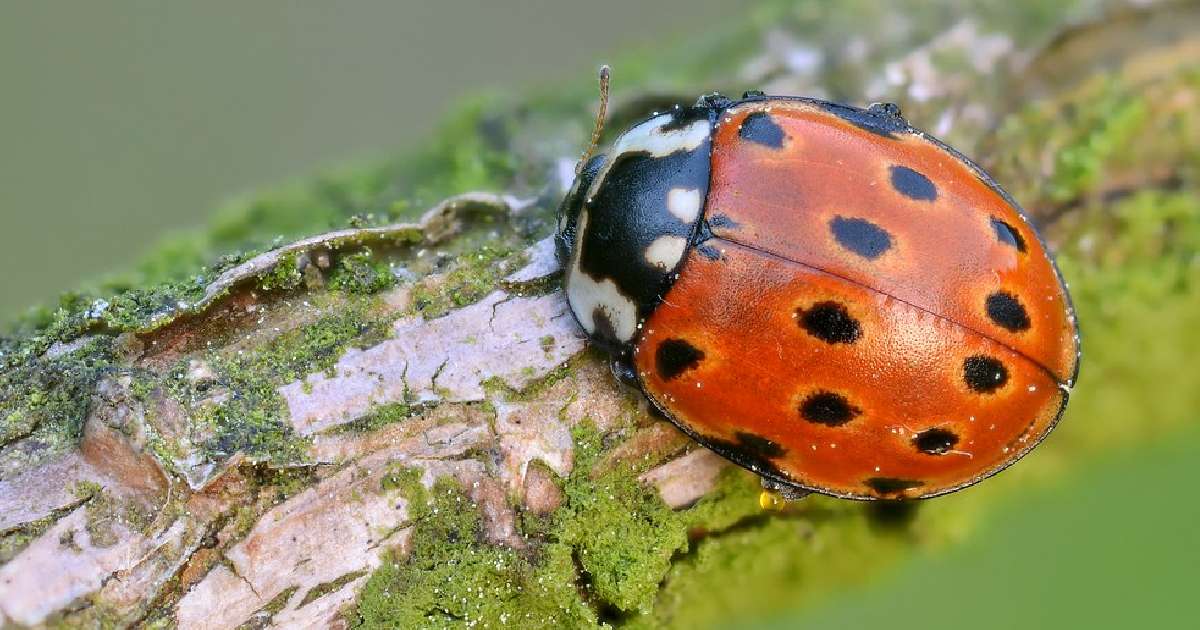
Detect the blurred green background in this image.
<box><xmin>770</xmin><ymin>425</ymin><xmax>1200</xmax><ymax>629</ymax></box>
<box><xmin>0</xmin><ymin>0</ymin><xmax>736</xmax><ymax>318</ymax></box>
<box><xmin>2</xmin><ymin>2</ymin><xmax>1197</xmax><ymax>629</ymax></box>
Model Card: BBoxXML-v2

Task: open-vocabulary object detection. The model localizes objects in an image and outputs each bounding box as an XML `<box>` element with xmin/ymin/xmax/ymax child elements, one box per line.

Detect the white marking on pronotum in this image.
<box><xmin>587</xmin><ymin>113</ymin><xmax>710</xmax><ymax>200</ymax></box>
<box><xmin>614</xmin><ymin>113</ymin><xmax>708</xmax><ymax>157</ymax></box>
<box><xmin>666</xmin><ymin>187</ymin><xmax>702</xmax><ymax>223</ymax></box>
<box><xmin>644</xmin><ymin>235</ymin><xmax>688</xmax><ymax>271</ymax></box>
<box><xmin>566</xmin><ymin>210</ymin><xmax>638</xmax><ymax>342</ymax></box>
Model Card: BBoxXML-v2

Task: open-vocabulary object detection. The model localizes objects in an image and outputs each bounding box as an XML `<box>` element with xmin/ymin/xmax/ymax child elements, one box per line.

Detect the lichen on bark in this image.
<box><xmin>1</xmin><ymin>1</ymin><xmax>1198</xmax><ymax>628</ymax></box>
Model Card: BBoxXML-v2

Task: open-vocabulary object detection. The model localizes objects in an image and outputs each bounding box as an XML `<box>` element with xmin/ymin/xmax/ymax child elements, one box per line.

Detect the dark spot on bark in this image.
<box><xmin>830</xmin><ymin>216</ymin><xmax>892</xmax><ymax>260</ymax></box>
<box><xmin>655</xmin><ymin>338</ymin><xmax>705</xmax><ymax>380</ymax></box>
<box><xmin>739</xmin><ymin>111</ymin><xmax>786</xmax><ymax>148</ymax></box>
<box><xmin>990</xmin><ymin>217</ymin><xmax>1027</xmax><ymax>252</ymax></box>
<box><xmin>889</xmin><ymin>165</ymin><xmax>937</xmax><ymax>201</ymax></box>
<box><xmin>798</xmin><ymin>301</ymin><xmax>861</xmax><ymax>344</ymax></box>
<box><xmin>799</xmin><ymin>391</ymin><xmax>861</xmax><ymax>426</ymax></box>
<box><xmin>913</xmin><ymin>428</ymin><xmax>959</xmax><ymax>455</ymax></box>
<box><xmin>864</xmin><ymin>477</ymin><xmax>924</xmax><ymax>495</ymax></box>
<box><xmin>986</xmin><ymin>291</ymin><xmax>1031</xmax><ymax>332</ymax></box>
<box><xmin>963</xmin><ymin>355</ymin><xmax>1008</xmax><ymax>393</ymax></box>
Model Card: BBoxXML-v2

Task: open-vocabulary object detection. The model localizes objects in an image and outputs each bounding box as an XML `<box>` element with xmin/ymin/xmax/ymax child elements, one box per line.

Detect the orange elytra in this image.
<box><xmin>557</xmin><ymin>81</ymin><xmax>1079</xmax><ymax>500</ymax></box>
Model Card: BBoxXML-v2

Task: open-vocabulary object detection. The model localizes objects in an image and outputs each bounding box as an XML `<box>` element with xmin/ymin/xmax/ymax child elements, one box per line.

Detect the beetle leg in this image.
<box><xmin>609</xmin><ymin>356</ymin><xmax>640</xmax><ymax>388</ymax></box>
<box><xmin>760</xmin><ymin>477</ymin><xmax>812</xmax><ymax>502</ymax></box>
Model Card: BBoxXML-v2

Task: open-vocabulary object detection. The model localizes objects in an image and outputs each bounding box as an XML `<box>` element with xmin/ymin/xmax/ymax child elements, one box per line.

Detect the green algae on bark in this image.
<box><xmin>355</xmin><ymin>477</ymin><xmax>599</xmax><ymax>629</ymax></box>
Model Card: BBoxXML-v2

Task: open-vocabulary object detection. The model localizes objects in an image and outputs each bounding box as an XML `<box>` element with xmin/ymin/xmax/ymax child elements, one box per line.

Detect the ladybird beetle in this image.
<box><xmin>557</xmin><ymin>69</ymin><xmax>1080</xmax><ymax>500</ymax></box>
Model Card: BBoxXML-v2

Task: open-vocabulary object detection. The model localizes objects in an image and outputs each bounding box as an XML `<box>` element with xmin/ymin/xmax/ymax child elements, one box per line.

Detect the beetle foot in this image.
<box><xmin>609</xmin><ymin>357</ymin><xmax>640</xmax><ymax>389</ymax></box>
<box><xmin>760</xmin><ymin>477</ymin><xmax>812</xmax><ymax>502</ymax></box>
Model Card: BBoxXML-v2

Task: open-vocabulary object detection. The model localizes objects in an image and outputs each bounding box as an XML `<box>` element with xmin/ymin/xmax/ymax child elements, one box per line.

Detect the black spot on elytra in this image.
<box><xmin>800</xmin><ymin>391</ymin><xmax>861</xmax><ymax>427</ymax></box>
<box><xmin>798</xmin><ymin>301</ymin><xmax>861</xmax><ymax>344</ymax></box>
<box><xmin>889</xmin><ymin>165</ymin><xmax>937</xmax><ymax>201</ymax></box>
<box><xmin>705</xmin><ymin>431</ymin><xmax>789</xmax><ymax>479</ymax></box>
<box><xmin>830</xmin><ymin>216</ymin><xmax>892</xmax><ymax>260</ymax></box>
<box><xmin>963</xmin><ymin>355</ymin><xmax>1008</xmax><ymax>393</ymax></box>
<box><xmin>985</xmin><ymin>291</ymin><xmax>1031</xmax><ymax>332</ymax></box>
<box><xmin>696</xmin><ymin>243</ymin><xmax>722</xmax><ymax>261</ymax></box>
<box><xmin>655</xmin><ymin>338</ymin><xmax>705</xmax><ymax>380</ymax></box>
<box><xmin>913</xmin><ymin>428</ymin><xmax>959</xmax><ymax>455</ymax></box>
<box><xmin>734</xmin><ymin>431</ymin><xmax>786</xmax><ymax>459</ymax></box>
<box><xmin>990</xmin><ymin>217</ymin><xmax>1027</xmax><ymax>252</ymax></box>
<box><xmin>864</xmin><ymin>477</ymin><xmax>924</xmax><ymax>495</ymax></box>
<box><xmin>739</xmin><ymin>111</ymin><xmax>785</xmax><ymax>148</ymax></box>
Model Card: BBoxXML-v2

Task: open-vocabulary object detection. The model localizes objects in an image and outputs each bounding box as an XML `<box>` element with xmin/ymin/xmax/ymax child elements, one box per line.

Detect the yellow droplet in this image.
<box><xmin>759</xmin><ymin>490</ymin><xmax>786</xmax><ymax>511</ymax></box>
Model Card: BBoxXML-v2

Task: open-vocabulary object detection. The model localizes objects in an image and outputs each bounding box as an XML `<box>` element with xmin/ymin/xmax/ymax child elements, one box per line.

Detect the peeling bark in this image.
<box><xmin>0</xmin><ymin>197</ymin><xmax>671</xmax><ymax>628</ymax></box>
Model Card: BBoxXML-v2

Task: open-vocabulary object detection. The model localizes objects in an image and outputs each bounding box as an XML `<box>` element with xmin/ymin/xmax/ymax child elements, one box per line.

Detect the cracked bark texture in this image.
<box><xmin>2</xmin><ymin>1</ymin><xmax>1198</xmax><ymax>628</ymax></box>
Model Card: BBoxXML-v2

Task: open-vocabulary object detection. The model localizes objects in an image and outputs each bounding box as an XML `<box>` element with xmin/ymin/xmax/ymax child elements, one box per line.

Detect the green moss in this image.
<box><xmin>257</xmin><ymin>253</ymin><xmax>304</xmax><ymax>292</ymax></box>
<box><xmin>1051</xmin><ymin>92</ymin><xmax>1147</xmax><ymax>204</ymax></box>
<box><xmin>0</xmin><ymin>512</ymin><xmax>58</xmax><ymax>565</ymax></box>
<box><xmin>330</xmin><ymin>250</ymin><xmax>397</xmax><ymax>295</ymax></box>
<box><xmin>241</xmin><ymin>585</ymin><xmax>298</xmax><ymax>630</ymax></box>
<box><xmin>551</xmin><ymin>423</ymin><xmax>689</xmax><ymax>616</ymax></box>
<box><xmin>678</xmin><ymin>466</ymin><xmax>771</xmax><ymax>532</ymax></box>
<box><xmin>1051</xmin><ymin>190</ymin><xmax>1200</xmax><ymax>447</ymax></box>
<box><xmin>333</xmin><ymin>402</ymin><xmax>414</xmax><ymax>435</ymax></box>
<box><xmin>354</xmin><ymin>477</ymin><xmax>596</xmax><ymax>629</ymax></box>
<box><xmin>191</xmin><ymin>300</ymin><xmax>393</xmax><ymax>462</ymax></box>
<box><xmin>229</xmin><ymin>505</ymin><xmax>260</xmax><ymax>543</ymax></box>
<box><xmin>409</xmin><ymin>244</ymin><xmax>519</xmax><ymax>318</ymax></box>
<box><xmin>357</xmin><ymin>422</ymin><xmax>699</xmax><ymax>627</ymax></box>
<box><xmin>379</xmin><ymin>466</ymin><xmax>426</xmax><ymax>505</ymax></box>
<box><xmin>72</xmin><ymin>482</ymin><xmax>120</xmax><ymax>548</ymax></box>
<box><xmin>99</xmin><ymin>281</ymin><xmax>209</xmax><ymax>333</ymax></box>
<box><xmin>485</xmin><ymin>351</ymin><xmax>592</xmax><ymax>404</ymax></box>
<box><xmin>249</xmin><ymin>463</ymin><xmax>319</xmax><ymax>504</ymax></box>
<box><xmin>0</xmin><ymin>336</ymin><xmax>112</xmax><ymax>475</ymax></box>
<box><xmin>43</xmin><ymin>601</ymin><xmax>129</xmax><ymax>630</ymax></box>
<box><xmin>299</xmin><ymin>571</ymin><xmax>368</xmax><ymax>608</ymax></box>
<box><xmin>990</xmin><ymin>67</ymin><xmax>1200</xmax><ymax>211</ymax></box>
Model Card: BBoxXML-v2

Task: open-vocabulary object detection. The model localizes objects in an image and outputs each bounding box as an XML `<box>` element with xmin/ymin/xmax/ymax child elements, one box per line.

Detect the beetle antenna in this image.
<box><xmin>576</xmin><ymin>64</ymin><xmax>611</xmax><ymax>175</ymax></box>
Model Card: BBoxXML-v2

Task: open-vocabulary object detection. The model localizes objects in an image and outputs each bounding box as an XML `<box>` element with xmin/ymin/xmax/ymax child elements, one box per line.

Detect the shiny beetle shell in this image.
<box><xmin>557</xmin><ymin>93</ymin><xmax>1080</xmax><ymax>500</ymax></box>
